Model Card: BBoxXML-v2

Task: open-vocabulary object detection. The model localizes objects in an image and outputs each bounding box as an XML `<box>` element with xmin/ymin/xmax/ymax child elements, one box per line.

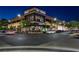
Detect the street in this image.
<box><xmin>0</xmin><ymin>32</ymin><xmax>79</xmax><ymax>50</ymax></box>
<box><xmin>0</xmin><ymin>33</ymin><xmax>52</xmax><ymax>46</ymax></box>
<box><xmin>40</xmin><ymin>32</ymin><xmax>79</xmax><ymax>49</ymax></box>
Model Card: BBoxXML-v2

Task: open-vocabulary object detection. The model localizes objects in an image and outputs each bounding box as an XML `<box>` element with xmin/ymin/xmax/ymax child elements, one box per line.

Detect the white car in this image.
<box><xmin>5</xmin><ymin>30</ymin><xmax>16</xmax><ymax>35</ymax></box>
<box><xmin>46</xmin><ymin>30</ymin><xmax>56</xmax><ymax>33</ymax></box>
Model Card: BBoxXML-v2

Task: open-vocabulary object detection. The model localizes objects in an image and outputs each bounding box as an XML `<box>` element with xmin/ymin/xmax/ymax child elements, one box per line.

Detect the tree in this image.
<box><xmin>0</xmin><ymin>19</ymin><xmax>8</xmax><ymax>25</ymax></box>
<box><xmin>20</xmin><ymin>20</ymin><xmax>30</xmax><ymax>28</ymax></box>
<box><xmin>9</xmin><ymin>26</ymin><xmax>16</xmax><ymax>30</ymax></box>
<box><xmin>65</xmin><ymin>21</ymin><xmax>79</xmax><ymax>29</ymax></box>
<box><xmin>0</xmin><ymin>19</ymin><xmax>9</xmax><ymax>30</ymax></box>
<box><xmin>0</xmin><ymin>26</ymin><xmax>3</xmax><ymax>30</ymax></box>
<box><xmin>0</xmin><ymin>26</ymin><xmax>8</xmax><ymax>30</ymax></box>
<box><xmin>65</xmin><ymin>22</ymin><xmax>72</xmax><ymax>28</ymax></box>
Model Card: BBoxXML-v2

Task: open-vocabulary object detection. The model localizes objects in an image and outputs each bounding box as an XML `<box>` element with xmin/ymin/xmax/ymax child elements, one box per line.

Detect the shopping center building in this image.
<box><xmin>7</xmin><ymin>7</ymin><xmax>68</xmax><ymax>32</ymax></box>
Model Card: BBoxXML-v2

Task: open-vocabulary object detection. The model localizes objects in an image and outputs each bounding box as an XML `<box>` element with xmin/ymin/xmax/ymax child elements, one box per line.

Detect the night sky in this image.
<box><xmin>0</xmin><ymin>6</ymin><xmax>79</xmax><ymax>21</ymax></box>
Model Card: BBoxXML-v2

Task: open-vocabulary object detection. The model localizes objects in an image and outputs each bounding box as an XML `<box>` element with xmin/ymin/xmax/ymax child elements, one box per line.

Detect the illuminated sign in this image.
<box><xmin>24</xmin><ymin>8</ymin><xmax>46</xmax><ymax>14</ymax></box>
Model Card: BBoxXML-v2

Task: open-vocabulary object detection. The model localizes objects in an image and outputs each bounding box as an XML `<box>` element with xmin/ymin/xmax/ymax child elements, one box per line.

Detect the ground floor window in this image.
<box><xmin>29</xmin><ymin>26</ymin><xmax>42</xmax><ymax>32</ymax></box>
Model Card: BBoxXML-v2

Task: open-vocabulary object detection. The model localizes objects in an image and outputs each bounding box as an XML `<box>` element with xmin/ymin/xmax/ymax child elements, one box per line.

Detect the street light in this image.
<box><xmin>17</xmin><ymin>14</ymin><xmax>21</xmax><ymax>17</ymax></box>
<box><xmin>54</xmin><ymin>18</ymin><xmax>58</xmax><ymax>30</ymax></box>
<box><xmin>54</xmin><ymin>18</ymin><xmax>57</xmax><ymax>21</ymax></box>
<box><xmin>62</xmin><ymin>20</ymin><xmax>66</xmax><ymax>31</ymax></box>
<box><xmin>8</xmin><ymin>20</ymin><xmax>11</xmax><ymax>23</ymax></box>
<box><xmin>62</xmin><ymin>20</ymin><xmax>65</xmax><ymax>23</ymax></box>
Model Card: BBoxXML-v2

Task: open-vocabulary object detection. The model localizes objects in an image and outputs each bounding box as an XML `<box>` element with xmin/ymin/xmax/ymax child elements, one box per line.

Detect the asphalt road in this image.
<box><xmin>40</xmin><ymin>32</ymin><xmax>79</xmax><ymax>49</ymax></box>
<box><xmin>0</xmin><ymin>32</ymin><xmax>79</xmax><ymax>50</ymax></box>
<box><xmin>0</xmin><ymin>33</ymin><xmax>52</xmax><ymax>46</ymax></box>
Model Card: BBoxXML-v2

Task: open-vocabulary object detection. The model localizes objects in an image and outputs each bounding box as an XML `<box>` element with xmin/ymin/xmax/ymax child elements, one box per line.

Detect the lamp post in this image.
<box><xmin>62</xmin><ymin>21</ymin><xmax>65</xmax><ymax>31</ymax></box>
<box><xmin>8</xmin><ymin>20</ymin><xmax>11</xmax><ymax>23</ymax></box>
<box><xmin>17</xmin><ymin>14</ymin><xmax>21</xmax><ymax>17</ymax></box>
<box><xmin>54</xmin><ymin>18</ymin><xmax>58</xmax><ymax>30</ymax></box>
<box><xmin>54</xmin><ymin>18</ymin><xmax>57</xmax><ymax>21</ymax></box>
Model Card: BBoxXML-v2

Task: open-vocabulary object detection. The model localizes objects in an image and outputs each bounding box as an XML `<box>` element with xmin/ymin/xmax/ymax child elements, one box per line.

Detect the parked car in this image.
<box><xmin>56</xmin><ymin>30</ymin><xmax>64</xmax><ymax>33</ymax></box>
<box><xmin>73</xmin><ymin>35</ymin><xmax>79</xmax><ymax>38</ymax></box>
<box><xmin>46</xmin><ymin>30</ymin><xmax>56</xmax><ymax>34</ymax></box>
<box><xmin>5</xmin><ymin>30</ymin><xmax>16</xmax><ymax>35</ymax></box>
<box><xmin>0</xmin><ymin>31</ymin><xmax>5</xmax><ymax>35</ymax></box>
<box><xmin>70</xmin><ymin>30</ymin><xmax>79</xmax><ymax>38</ymax></box>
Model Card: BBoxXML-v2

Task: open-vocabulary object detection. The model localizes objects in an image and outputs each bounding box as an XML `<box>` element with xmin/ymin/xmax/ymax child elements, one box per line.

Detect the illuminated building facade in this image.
<box><xmin>7</xmin><ymin>7</ymin><xmax>68</xmax><ymax>32</ymax></box>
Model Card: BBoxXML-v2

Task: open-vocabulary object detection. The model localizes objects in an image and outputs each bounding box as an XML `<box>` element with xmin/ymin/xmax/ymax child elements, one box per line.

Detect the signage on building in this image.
<box><xmin>24</xmin><ymin>8</ymin><xmax>46</xmax><ymax>15</ymax></box>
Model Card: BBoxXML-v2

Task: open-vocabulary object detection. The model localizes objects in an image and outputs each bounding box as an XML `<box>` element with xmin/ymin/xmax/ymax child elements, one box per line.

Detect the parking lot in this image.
<box><xmin>0</xmin><ymin>32</ymin><xmax>79</xmax><ymax>50</ymax></box>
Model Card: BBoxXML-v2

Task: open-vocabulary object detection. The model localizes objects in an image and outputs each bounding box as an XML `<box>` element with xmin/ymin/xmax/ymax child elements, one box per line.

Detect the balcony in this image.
<box><xmin>30</xmin><ymin>21</ymin><xmax>45</xmax><ymax>25</ymax></box>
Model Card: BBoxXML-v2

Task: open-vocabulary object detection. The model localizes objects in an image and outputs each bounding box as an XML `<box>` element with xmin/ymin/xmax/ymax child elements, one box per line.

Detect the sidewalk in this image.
<box><xmin>28</xmin><ymin>32</ymin><xmax>43</xmax><ymax>34</ymax></box>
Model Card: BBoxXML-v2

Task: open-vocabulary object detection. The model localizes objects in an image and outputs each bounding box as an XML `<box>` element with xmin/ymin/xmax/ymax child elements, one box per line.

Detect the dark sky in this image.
<box><xmin>0</xmin><ymin>6</ymin><xmax>79</xmax><ymax>21</ymax></box>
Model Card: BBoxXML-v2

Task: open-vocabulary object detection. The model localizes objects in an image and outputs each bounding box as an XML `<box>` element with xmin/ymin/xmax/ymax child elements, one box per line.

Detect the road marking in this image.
<box><xmin>0</xmin><ymin>46</ymin><xmax>78</xmax><ymax>51</ymax></box>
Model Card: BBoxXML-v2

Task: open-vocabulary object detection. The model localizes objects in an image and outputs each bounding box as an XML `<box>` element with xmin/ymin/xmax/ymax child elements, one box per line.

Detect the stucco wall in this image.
<box><xmin>8</xmin><ymin>22</ymin><xmax>20</xmax><ymax>28</ymax></box>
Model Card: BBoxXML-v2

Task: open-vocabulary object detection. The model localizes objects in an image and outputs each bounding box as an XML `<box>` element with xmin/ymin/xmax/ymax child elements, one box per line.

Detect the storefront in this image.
<box><xmin>7</xmin><ymin>7</ymin><xmax>67</xmax><ymax>33</ymax></box>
